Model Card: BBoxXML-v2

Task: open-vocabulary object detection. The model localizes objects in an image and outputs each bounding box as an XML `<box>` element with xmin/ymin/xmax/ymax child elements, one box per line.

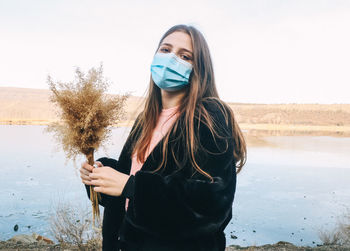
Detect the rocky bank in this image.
<box><xmin>1</xmin><ymin>234</ymin><xmax>350</xmax><ymax>251</ymax></box>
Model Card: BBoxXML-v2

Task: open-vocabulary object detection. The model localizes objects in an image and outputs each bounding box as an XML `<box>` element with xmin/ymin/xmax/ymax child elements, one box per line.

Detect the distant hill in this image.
<box><xmin>1</xmin><ymin>87</ymin><xmax>350</xmax><ymax>136</ymax></box>
<box><xmin>228</xmin><ymin>102</ymin><xmax>350</xmax><ymax>126</ymax></box>
<box><xmin>0</xmin><ymin>87</ymin><xmax>144</xmax><ymax>124</ymax></box>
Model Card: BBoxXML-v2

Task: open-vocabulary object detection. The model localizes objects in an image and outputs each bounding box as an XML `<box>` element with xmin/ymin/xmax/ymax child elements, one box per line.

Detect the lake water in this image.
<box><xmin>0</xmin><ymin>125</ymin><xmax>349</xmax><ymax>247</ymax></box>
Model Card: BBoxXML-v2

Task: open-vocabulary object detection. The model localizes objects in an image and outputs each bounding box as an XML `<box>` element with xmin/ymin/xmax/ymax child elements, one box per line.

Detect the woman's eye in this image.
<box><xmin>181</xmin><ymin>55</ymin><xmax>192</xmax><ymax>61</ymax></box>
<box><xmin>160</xmin><ymin>48</ymin><xmax>170</xmax><ymax>52</ymax></box>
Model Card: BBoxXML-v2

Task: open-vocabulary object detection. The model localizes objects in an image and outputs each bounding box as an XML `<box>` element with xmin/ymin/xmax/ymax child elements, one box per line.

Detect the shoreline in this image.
<box><xmin>1</xmin><ymin>119</ymin><xmax>350</xmax><ymax>131</ymax></box>
<box><xmin>1</xmin><ymin>120</ymin><xmax>350</xmax><ymax>138</ymax></box>
<box><xmin>1</xmin><ymin>235</ymin><xmax>349</xmax><ymax>251</ymax></box>
<box><xmin>0</xmin><ymin>238</ymin><xmax>349</xmax><ymax>251</ymax></box>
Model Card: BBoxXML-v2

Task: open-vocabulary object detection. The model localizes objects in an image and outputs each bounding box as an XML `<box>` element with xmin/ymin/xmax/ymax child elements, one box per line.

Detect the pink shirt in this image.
<box><xmin>125</xmin><ymin>105</ymin><xmax>180</xmax><ymax>211</ymax></box>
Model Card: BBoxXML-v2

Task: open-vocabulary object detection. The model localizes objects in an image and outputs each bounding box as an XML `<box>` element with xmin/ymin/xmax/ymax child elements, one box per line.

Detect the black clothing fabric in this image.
<box><xmin>84</xmin><ymin>99</ymin><xmax>237</xmax><ymax>251</ymax></box>
<box><xmin>121</xmin><ymin>174</ymin><xmax>135</xmax><ymax>199</ymax></box>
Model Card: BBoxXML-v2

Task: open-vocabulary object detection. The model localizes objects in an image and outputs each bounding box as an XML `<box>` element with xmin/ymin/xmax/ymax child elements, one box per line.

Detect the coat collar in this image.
<box><xmin>119</xmin><ymin>111</ymin><xmax>186</xmax><ymax>176</ymax></box>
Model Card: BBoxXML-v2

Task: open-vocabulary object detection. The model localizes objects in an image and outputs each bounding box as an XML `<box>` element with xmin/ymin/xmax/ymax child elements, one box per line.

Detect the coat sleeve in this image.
<box><xmin>123</xmin><ymin>103</ymin><xmax>237</xmax><ymax>240</ymax></box>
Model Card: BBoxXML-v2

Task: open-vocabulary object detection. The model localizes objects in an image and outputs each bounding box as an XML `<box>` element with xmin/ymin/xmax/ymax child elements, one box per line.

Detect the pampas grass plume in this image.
<box><xmin>47</xmin><ymin>63</ymin><xmax>129</xmax><ymax>227</ymax></box>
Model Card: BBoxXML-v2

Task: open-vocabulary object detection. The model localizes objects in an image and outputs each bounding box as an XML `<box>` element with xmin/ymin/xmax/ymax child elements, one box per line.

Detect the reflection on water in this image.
<box><xmin>0</xmin><ymin>125</ymin><xmax>349</xmax><ymax>247</ymax></box>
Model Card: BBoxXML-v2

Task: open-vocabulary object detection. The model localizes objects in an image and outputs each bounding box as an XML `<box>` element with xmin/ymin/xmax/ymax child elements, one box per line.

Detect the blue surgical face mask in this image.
<box><xmin>150</xmin><ymin>52</ymin><xmax>193</xmax><ymax>92</ymax></box>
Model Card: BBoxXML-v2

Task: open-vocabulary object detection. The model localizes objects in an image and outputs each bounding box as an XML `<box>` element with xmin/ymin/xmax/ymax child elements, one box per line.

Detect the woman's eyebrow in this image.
<box><xmin>160</xmin><ymin>43</ymin><xmax>193</xmax><ymax>55</ymax></box>
<box><xmin>180</xmin><ymin>48</ymin><xmax>193</xmax><ymax>55</ymax></box>
<box><xmin>160</xmin><ymin>42</ymin><xmax>173</xmax><ymax>47</ymax></box>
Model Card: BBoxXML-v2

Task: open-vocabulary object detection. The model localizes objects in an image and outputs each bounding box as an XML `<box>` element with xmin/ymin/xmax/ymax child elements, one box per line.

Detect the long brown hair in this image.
<box><xmin>130</xmin><ymin>24</ymin><xmax>246</xmax><ymax>181</ymax></box>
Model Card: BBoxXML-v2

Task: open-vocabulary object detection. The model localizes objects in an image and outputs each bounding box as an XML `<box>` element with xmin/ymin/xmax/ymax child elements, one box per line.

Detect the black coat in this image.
<box><xmin>84</xmin><ymin>99</ymin><xmax>237</xmax><ymax>251</ymax></box>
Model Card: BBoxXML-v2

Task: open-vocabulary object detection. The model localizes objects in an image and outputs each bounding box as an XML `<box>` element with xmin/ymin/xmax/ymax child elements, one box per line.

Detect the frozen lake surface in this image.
<box><xmin>0</xmin><ymin>125</ymin><xmax>349</xmax><ymax>247</ymax></box>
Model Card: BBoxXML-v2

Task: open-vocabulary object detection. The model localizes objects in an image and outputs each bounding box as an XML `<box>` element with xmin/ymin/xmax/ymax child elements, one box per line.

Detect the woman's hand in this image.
<box><xmin>79</xmin><ymin>161</ymin><xmax>103</xmax><ymax>185</ymax></box>
<box><xmin>88</xmin><ymin>166</ymin><xmax>130</xmax><ymax>196</ymax></box>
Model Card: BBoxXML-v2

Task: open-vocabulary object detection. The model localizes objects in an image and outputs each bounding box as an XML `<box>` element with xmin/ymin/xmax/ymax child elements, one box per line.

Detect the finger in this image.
<box><xmin>89</xmin><ymin>172</ymin><xmax>101</xmax><ymax>179</ymax></box>
<box><xmin>80</xmin><ymin>173</ymin><xmax>92</xmax><ymax>182</ymax></box>
<box><xmin>92</xmin><ymin>167</ymin><xmax>103</xmax><ymax>173</ymax></box>
<box><xmin>93</xmin><ymin>186</ymin><xmax>103</xmax><ymax>193</ymax></box>
<box><xmin>83</xmin><ymin>162</ymin><xmax>93</xmax><ymax>172</ymax></box>
<box><xmin>80</xmin><ymin>168</ymin><xmax>91</xmax><ymax>176</ymax></box>
<box><xmin>82</xmin><ymin>180</ymin><xmax>92</xmax><ymax>185</ymax></box>
<box><xmin>94</xmin><ymin>161</ymin><xmax>103</xmax><ymax>167</ymax></box>
<box><xmin>89</xmin><ymin>178</ymin><xmax>102</xmax><ymax>187</ymax></box>
<box><xmin>81</xmin><ymin>161</ymin><xmax>90</xmax><ymax>170</ymax></box>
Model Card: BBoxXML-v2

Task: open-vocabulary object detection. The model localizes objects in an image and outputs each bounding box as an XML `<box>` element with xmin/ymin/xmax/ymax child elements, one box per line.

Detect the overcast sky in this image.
<box><xmin>0</xmin><ymin>0</ymin><xmax>349</xmax><ymax>103</ymax></box>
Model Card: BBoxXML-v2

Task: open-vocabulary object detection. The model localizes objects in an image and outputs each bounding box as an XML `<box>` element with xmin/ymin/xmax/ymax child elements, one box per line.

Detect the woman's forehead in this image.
<box><xmin>161</xmin><ymin>31</ymin><xmax>193</xmax><ymax>52</ymax></box>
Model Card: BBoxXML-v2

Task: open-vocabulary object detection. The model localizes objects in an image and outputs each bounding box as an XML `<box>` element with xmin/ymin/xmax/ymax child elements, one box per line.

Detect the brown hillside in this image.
<box><xmin>1</xmin><ymin>87</ymin><xmax>349</xmax><ymax>137</ymax></box>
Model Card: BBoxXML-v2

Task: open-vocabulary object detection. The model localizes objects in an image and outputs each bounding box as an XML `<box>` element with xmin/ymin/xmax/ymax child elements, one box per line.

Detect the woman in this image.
<box><xmin>80</xmin><ymin>24</ymin><xmax>246</xmax><ymax>251</ymax></box>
